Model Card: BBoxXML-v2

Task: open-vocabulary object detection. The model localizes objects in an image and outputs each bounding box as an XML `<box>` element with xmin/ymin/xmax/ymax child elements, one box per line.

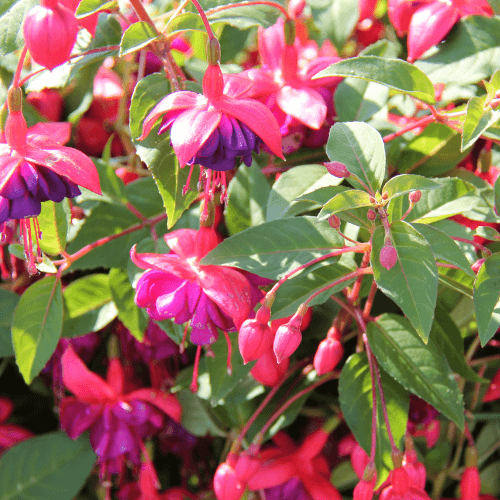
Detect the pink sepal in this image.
<box><xmin>457</xmin><ymin>0</ymin><xmax>493</xmax><ymax>17</ymax></box>
<box><xmin>28</xmin><ymin>122</ymin><xmax>71</xmax><ymax>146</ymax></box>
<box><xmin>170</xmin><ymin>106</ymin><xmax>221</xmax><ymax>167</ymax></box>
<box><xmin>246</xmin><ymin>457</ymin><xmax>296</xmax><ymax>490</ymax></box>
<box><xmin>297</xmin><ymin>429</ymin><xmax>329</xmax><ymax>462</ymax></box>
<box><xmin>125</xmin><ymin>388</ymin><xmax>182</xmax><ymax>423</ymax></box>
<box><xmin>107</xmin><ymin>358</ymin><xmax>125</xmax><ymax>394</ymax></box>
<box><xmin>304</xmin><ymin>57</ymin><xmax>343</xmax><ymax>87</ymax></box>
<box><xmin>61</xmin><ymin>346</ymin><xmax>117</xmax><ymax>404</ymax></box>
<box><xmin>407</xmin><ymin>1</ymin><xmax>459</xmax><ymax>62</ymax></box>
<box><xmin>223</xmin><ymin>74</ymin><xmax>255</xmax><ymax>99</ymax></box>
<box><xmin>0</xmin><ymin>424</ymin><xmax>33</xmax><ymax>449</ymax></box>
<box><xmin>23</xmin><ymin>144</ymin><xmax>102</xmax><ymax>194</ymax></box>
<box><xmin>0</xmin><ymin>156</ymin><xmax>23</xmax><ymax>193</ymax></box>
<box><xmin>358</xmin><ymin>0</ymin><xmax>378</xmax><ymax>20</ymax></box>
<box><xmin>140</xmin><ymin>92</ymin><xmax>207</xmax><ymax>140</ymax></box>
<box><xmin>277</xmin><ymin>86</ymin><xmax>326</xmax><ymax>130</ymax></box>
<box><xmin>257</xmin><ymin>21</ymin><xmax>284</xmax><ymax>71</ymax></box>
<box><xmin>301</xmin><ymin>472</ymin><xmax>343</xmax><ymax>500</ymax></box>
<box><xmin>164</xmin><ymin>228</ymin><xmax>198</xmax><ymax>260</ymax></box>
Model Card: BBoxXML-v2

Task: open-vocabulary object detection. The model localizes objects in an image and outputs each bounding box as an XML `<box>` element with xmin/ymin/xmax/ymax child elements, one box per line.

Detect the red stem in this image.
<box><xmin>206</xmin><ymin>0</ymin><xmax>290</xmax><ymax>20</ymax></box>
<box><xmin>190</xmin><ymin>0</ymin><xmax>216</xmax><ymax>39</ymax></box>
<box><xmin>383</xmin><ymin>115</ymin><xmax>435</xmax><ymax>143</ymax></box>
<box><xmin>452</xmin><ymin>237</ymin><xmax>492</xmax><ymax>256</ymax></box>
<box><xmin>13</xmin><ymin>46</ymin><xmax>28</xmax><ymax>88</ymax></box>
<box><xmin>128</xmin><ymin>0</ymin><xmax>159</xmax><ymax>30</ymax></box>
<box><xmin>362</xmin><ymin>333</ymin><xmax>378</xmax><ymax>463</ymax></box>
<box><xmin>363</xmin><ymin>280</ymin><xmax>378</xmax><ymax>320</ymax></box>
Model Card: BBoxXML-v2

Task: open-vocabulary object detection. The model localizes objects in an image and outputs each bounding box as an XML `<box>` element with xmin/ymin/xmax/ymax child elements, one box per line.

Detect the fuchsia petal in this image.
<box><xmin>0</xmin><ymin>424</ymin><xmax>33</xmax><ymax>450</ymax></box>
<box><xmin>125</xmin><ymin>388</ymin><xmax>182</xmax><ymax>423</ymax></box>
<box><xmin>304</xmin><ymin>57</ymin><xmax>343</xmax><ymax>87</ymax></box>
<box><xmin>164</xmin><ymin>228</ymin><xmax>198</xmax><ymax>260</ymax></box>
<box><xmin>300</xmin><ymin>472</ymin><xmax>343</xmax><ymax>500</ymax></box>
<box><xmin>258</xmin><ymin>20</ymin><xmax>285</xmax><ymax>71</ymax></box>
<box><xmin>456</xmin><ymin>0</ymin><xmax>493</xmax><ymax>17</ymax></box>
<box><xmin>170</xmin><ymin>107</ymin><xmax>222</xmax><ymax>167</ymax></box>
<box><xmin>198</xmin><ymin>266</ymin><xmax>252</xmax><ymax>329</ymax></box>
<box><xmin>277</xmin><ymin>86</ymin><xmax>327</xmax><ymax>130</ymax></box>
<box><xmin>407</xmin><ymin>2</ymin><xmax>459</xmax><ymax>62</ymax></box>
<box><xmin>23</xmin><ymin>144</ymin><xmax>101</xmax><ymax>194</ymax></box>
<box><xmin>247</xmin><ymin>457</ymin><xmax>296</xmax><ymax>490</ymax></box>
<box><xmin>27</xmin><ymin>122</ymin><xmax>71</xmax><ymax>146</ymax></box>
<box><xmin>59</xmin><ymin>398</ymin><xmax>103</xmax><ymax>439</ymax></box>
<box><xmin>240</xmin><ymin>69</ymin><xmax>281</xmax><ymax>98</ymax></box>
<box><xmin>61</xmin><ymin>346</ymin><xmax>117</xmax><ymax>404</ymax></box>
<box><xmin>218</xmin><ymin>96</ymin><xmax>284</xmax><ymax>158</ymax></box>
<box><xmin>140</xmin><ymin>92</ymin><xmax>207</xmax><ymax>140</ymax></box>
<box><xmin>223</xmin><ymin>74</ymin><xmax>255</xmax><ymax>99</ymax></box>
<box><xmin>0</xmin><ymin>155</ymin><xmax>23</xmax><ymax>193</ymax></box>
<box><xmin>130</xmin><ymin>245</ymin><xmax>196</xmax><ymax>280</ymax></box>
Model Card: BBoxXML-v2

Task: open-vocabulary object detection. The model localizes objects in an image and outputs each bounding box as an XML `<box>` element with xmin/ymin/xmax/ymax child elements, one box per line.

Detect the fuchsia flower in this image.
<box><xmin>139</xmin><ymin>62</ymin><xmax>283</xmax><ymax>200</ymax></box>
<box><xmin>60</xmin><ymin>345</ymin><xmax>182</xmax><ymax>478</ymax></box>
<box><xmin>246</xmin><ymin>429</ymin><xmax>342</xmax><ymax>500</ymax></box>
<box><xmin>131</xmin><ymin>227</ymin><xmax>260</xmax><ymax>346</ymax></box>
<box><xmin>0</xmin><ymin>397</ymin><xmax>33</xmax><ymax>456</ymax></box>
<box><xmin>388</xmin><ymin>0</ymin><xmax>493</xmax><ymax>62</ymax></box>
<box><xmin>0</xmin><ymin>88</ymin><xmax>101</xmax><ymax>271</ymax></box>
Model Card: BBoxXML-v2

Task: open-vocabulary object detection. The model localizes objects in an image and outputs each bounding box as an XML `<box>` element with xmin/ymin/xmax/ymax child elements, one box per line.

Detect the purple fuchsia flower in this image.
<box><xmin>0</xmin><ymin>397</ymin><xmax>33</xmax><ymax>456</ymax></box>
<box><xmin>0</xmin><ymin>87</ymin><xmax>101</xmax><ymax>272</ymax></box>
<box><xmin>139</xmin><ymin>60</ymin><xmax>283</xmax><ymax>203</ymax></box>
<box><xmin>60</xmin><ymin>345</ymin><xmax>182</xmax><ymax>480</ymax></box>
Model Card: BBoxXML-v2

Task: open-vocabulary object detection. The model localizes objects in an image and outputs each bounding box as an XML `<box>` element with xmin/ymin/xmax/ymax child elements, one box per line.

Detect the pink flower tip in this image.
<box><xmin>238</xmin><ymin>319</ymin><xmax>273</xmax><ymax>364</ymax></box>
<box><xmin>324</xmin><ymin>161</ymin><xmax>350</xmax><ymax>178</ymax></box>
<box><xmin>214</xmin><ymin>462</ymin><xmax>244</xmax><ymax>500</ymax></box>
<box><xmin>273</xmin><ymin>321</ymin><xmax>302</xmax><ymax>364</ymax></box>
<box><xmin>313</xmin><ymin>338</ymin><xmax>344</xmax><ymax>375</ymax></box>
<box><xmin>380</xmin><ymin>244</ymin><xmax>397</xmax><ymax>271</ymax></box>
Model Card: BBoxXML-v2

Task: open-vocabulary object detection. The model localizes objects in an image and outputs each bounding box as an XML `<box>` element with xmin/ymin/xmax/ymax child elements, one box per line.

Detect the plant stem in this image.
<box><xmin>452</xmin><ymin>237</ymin><xmax>492</xmax><ymax>256</ymax></box>
<box><xmin>128</xmin><ymin>0</ymin><xmax>158</xmax><ymax>30</ymax></box>
<box><xmin>363</xmin><ymin>280</ymin><xmax>377</xmax><ymax>320</ymax></box>
<box><xmin>206</xmin><ymin>0</ymin><xmax>290</xmax><ymax>20</ymax></box>
<box><xmin>383</xmin><ymin>114</ymin><xmax>435</xmax><ymax>143</ymax></box>
<box><xmin>190</xmin><ymin>0</ymin><xmax>216</xmax><ymax>39</ymax></box>
<box><xmin>13</xmin><ymin>46</ymin><xmax>28</xmax><ymax>88</ymax></box>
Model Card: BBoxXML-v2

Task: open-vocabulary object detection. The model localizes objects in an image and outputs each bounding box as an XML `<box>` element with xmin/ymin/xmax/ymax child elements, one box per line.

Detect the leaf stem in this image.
<box><xmin>362</xmin><ymin>333</ymin><xmax>378</xmax><ymax>464</ymax></box>
<box><xmin>13</xmin><ymin>46</ymin><xmax>28</xmax><ymax>88</ymax></box>
<box><xmin>452</xmin><ymin>236</ymin><xmax>492</xmax><ymax>256</ymax></box>
<box><xmin>383</xmin><ymin>114</ymin><xmax>435</xmax><ymax>143</ymax></box>
<box><xmin>205</xmin><ymin>0</ymin><xmax>290</xmax><ymax>20</ymax></box>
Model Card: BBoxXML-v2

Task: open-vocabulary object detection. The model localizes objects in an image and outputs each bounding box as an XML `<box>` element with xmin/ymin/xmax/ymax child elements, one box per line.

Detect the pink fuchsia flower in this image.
<box><xmin>0</xmin><ymin>88</ymin><xmax>101</xmax><ymax>272</ymax></box>
<box><xmin>23</xmin><ymin>0</ymin><xmax>79</xmax><ymax>70</ymax></box>
<box><xmin>0</xmin><ymin>397</ymin><xmax>33</xmax><ymax>456</ymax></box>
<box><xmin>139</xmin><ymin>61</ymin><xmax>283</xmax><ymax>201</ymax></box>
<box><xmin>60</xmin><ymin>345</ymin><xmax>182</xmax><ymax>478</ymax></box>
<box><xmin>483</xmin><ymin>366</ymin><xmax>500</xmax><ymax>402</ymax></box>
<box><xmin>131</xmin><ymin>227</ymin><xmax>258</xmax><ymax>346</ymax></box>
<box><xmin>388</xmin><ymin>0</ymin><xmax>493</xmax><ymax>62</ymax></box>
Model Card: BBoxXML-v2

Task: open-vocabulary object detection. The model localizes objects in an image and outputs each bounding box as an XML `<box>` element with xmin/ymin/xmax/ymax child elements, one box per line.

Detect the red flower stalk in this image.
<box><xmin>0</xmin><ymin>87</ymin><xmax>101</xmax><ymax>272</ymax></box>
<box><xmin>0</xmin><ymin>397</ymin><xmax>33</xmax><ymax>456</ymax></box>
<box><xmin>60</xmin><ymin>346</ymin><xmax>182</xmax><ymax>479</ymax></box>
<box><xmin>139</xmin><ymin>59</ymin><xmax>283</xmax><ymax>204</ymax></box>
<box><xmin>23</xmin><ymin>0</ymin><xmax>79</xmax><ymax>70</ymax></box>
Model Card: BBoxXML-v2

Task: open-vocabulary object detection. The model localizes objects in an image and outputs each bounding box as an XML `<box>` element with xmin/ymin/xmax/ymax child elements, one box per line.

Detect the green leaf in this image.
<box><xmin>339</xmin><ymin>353</ymin><xmax>408</xmax><ymax>487</ymax></box>
<box><xmin>207</xmin><ymin>3</ymin><xmax>280</xmax><ymax>28</ymax></box>
<box><xmin>398</xmin><ymin>123</ymin><xmax>467</xmax><ymax>176</ymax></box>
<box><xmin>119</xmin><ymin>21</ymin><xmax>160</xmax><ymax>56</ymax></box>
<box><xmin>0</xmin><ymin>431</ymin><xmax>96</xmax><ymax>500</ymax></box>
<box><xmin>371</xmin><ymin>221</ymin><xmax>438</xmax><ymax>341</ymax></box>
<box><xmin>326</xmin><ymin>122</ymin><xmax>386</xmax><ymax>194</ymax></box>
<box><xmin>415</xmin><ymin>17</ymin><xmax>500</xmax><ymax>85</ymax></box>
<box><xmin>154</xmin><ymin>318</ymin><xmax>184</xmax><ymax>345</ymax></box>
<box><xmin>494</xmin><ymin>174</ymin><xmax>500</xmax><ymax>215</ymax></box>
<box><xmin>317</xmin><ymin>190</ymin><xmax>373</xmax><ymax>221</ymax></box>
<box><xmin>66</xmin><ymin>204</ymin><xmax>149</xmax><ymax>271</ymax></box>
<box><xmin>461</xmin><ymin>96</ymin><xmax>500</xmax><ymax>151</ymax></box>
<box><xmin>165</xmin><ymin>12</ymin><xmax>205</xmax><ymax>36</ymax></box>
<box><xmin>388</xmin><ymin>177</ymin><xmax>480</xmax><ymax>224</ymax></box>
<box><xmin>476</xmin><ymin>225</ymin><xmax>500</xmax><ymax>241</ymax></box>
<box><xmin>272</xmin><ymin>258</ymin><xmax>357</xmax><ymax>320</ymax></box>
<box><xmin>411</xmin><ymin>223</ymin><xmax>475</xmax><ymax>277</ymax></box>
<box><xmin>109</xmin><ymin>268</ymin><xmax>148</xmax><ymax>341</ymax></box>
<box><xmin>124</xmin><ymin>177</ymin><xmax>165</xmax><ymax>218</ymax></box>
<box><xmin>438</xmin><ymin>267</ymin><xmax>474</xmax><ymax>299</ymax></box>
<box><xmin>130</xmin><ymin>73</ymin><xmax>199</xmax><ymax>228</ymax></box>
<box><xmin>175</xmin><ymin>389</ymin><xmax>227</xmax><ymax>437</ymax></box>
<box><xmin>63</xmin><ymin>273</ymin><xmax>112</xmax><ymax>318</ymax></box>
<box><xmin>315</xmin><ymin>56</ymin><xmax>436</xmax><ymax>104</ymax></box>
<box><xmin>0</xmin><ymin>0</ymin><xmax>38</xmax><ymax>58</ymax></box>
<box><xmin>295</xmin><ymin>185</ymin><xmax>348</xmax><ymax>206</ymax></box>
<box><xmin>225</xmin><ymin>163</ymin><xmax>270</xmax><ymax>235</ymax></box>
<box><xmin>474</xmin><ymin>253</ymin><xmax>500</xmax><ymax>346</ymax></box>
<box><xmin>266</xmin><ymin>165</ymin><xmax>343</xmax><ymax>221</ymax></box>
<box><xmin>76</xmin><ymin>0</ymin><xmax>117</xmax><ymax>17</ymax></box>
<box><xmin>382</xmin><ymin>174</ymin><xmax>440</xmax><ymax>200</ymax></box>
<box><xmin>12</xmin><ymin>276</ymin><xmax>63</xmax><ymax>384</ymax></box>
<box><xmin>367</xmin><ymin>314</ymin><xmax>464</xmax><ymax>429</ymax></box>
<box><xmin>201</xmin><ymin>216</ymin><xmax>344</xmax><ymax>279</ymax></box>
<box><xmin>429</xmin><ymin>303</ymin><xmax>486</xmax><ymax>383</ymax></box>
<box><xmin>37</xmin><ymin>200</ymin><xmax>69</xmax><ymax>255</ymax></box>
<box><xmin>0</xmin><ymin>289</ymin><xmax>19</xmax><ymax>357</ymax></box>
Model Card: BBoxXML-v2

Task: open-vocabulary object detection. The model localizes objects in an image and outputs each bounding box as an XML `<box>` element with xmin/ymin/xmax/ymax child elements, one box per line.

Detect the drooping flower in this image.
<box><xmin>139</xmin><ymin>54</ymin><xmax>283</xmax><ymax>202</ymax></box>
<box><xmin>60</xmin><ymin>345</ymin><xmax>182</xmax><ymax>479</ymax></box>
<box><xmin>0</xmin><ymin>87</ymin><xmax>101</xmax><ymax>272</ymax></box>
<box><xmin>0</xmin><ymin>397</ymin><xmax>33</xmax><ymax>456</ymax></box>
<box><xmin>388</xmin><ymin>0</ymin><xmax>493</xmax><ymax>62</ymax></box>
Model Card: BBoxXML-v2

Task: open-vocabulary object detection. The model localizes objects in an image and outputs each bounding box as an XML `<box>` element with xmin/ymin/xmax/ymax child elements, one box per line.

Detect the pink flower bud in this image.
<box><xmin>26</xmin><ymin>89</ymin><xmax>64</xmax><ymax>122</ymax></box>
<box><xmin>273</xmin><ymin>318</ymin><xmax>302</xmax><ymax>364</ymax></box>
<box><xmin>328</xmin><ymin>214</ymin><xmax>341</xmax><ymax>229</ymax></box>
<box><xmin>353</xmin><ymin>479</ymin><xmax>375</xmax><ymax>500</ymax></box>
<box><xmin>324</xmin><ymin>161</ymin><xmax>350</xmax><ymax>178</ymax></box>
<box><xmin>238</xmin><ymin>319</ymin><xmax>273</xmax><ymax>364</ymax></box>
<box><xmin>472</xmin><ymin>258</ymin><xmax>485</xmax><ymax>274</ymax></box>
<box><xmin>234</xmin><ymin>450</ymin><xmax>260</xmax><ymax>483</ymax></box>
<box><xmin>313</xmin><ymin>338</ymin><xmax>344</xmax><ymax>375</ymax></box>
<box><xmin>409</xmin><ymin>190</ymin><xmax>422</xmax><ymax>203</ymax></box>
<box><xmin>214</xmin><ymin>462</ymin><xmax>244</xmax><ymax>500</ymax></box>
<box><xmin>391</xmin><ymin>467</ymin><xmax>410</xmax><ymax>495</ymax></box>
<box><xmin>460</xmin><ymin>467</ymin><xmax>481</xmax><ymax>500</ymax></box>
<box><xmin>380</xmin><ymin>245</ymin><xmax>397</xmax><ymax>271</ymax></box>
<box><xmin>367</xmin><ymin>209</ymin><xmax>376</xmax><ymax>221</ymax></box>
<box><xmin>23</xmin><ymin>1</ymin><xmax>78</xmax><ymax>70</ymax></box>
<box><xmin>351</xmin><ymin>444</ymin><xmax>370</xmax><ymax>479</ymax></box>
<box><xmin>250</xmin><ymin>348</ymin><xmax>289</xmax><ymax>386</ymax></box>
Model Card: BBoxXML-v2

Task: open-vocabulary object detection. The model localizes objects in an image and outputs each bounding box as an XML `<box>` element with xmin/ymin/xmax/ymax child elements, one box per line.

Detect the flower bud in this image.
<box><xmin>26</xmin><ymin>89</ymin><xmax>64</xmax><ymax>122</ymax></box>
<box><xmin>391</xmin><ymin>467</ymin><xmax>410</xmax><ymax>496</ymax></box>
<box><xmin>23</xmin><ymin>2</ymin><xmax>78</xmax><ymax>70</ymax></box>
<box><xmin>313</xmin><ymin>338</ymin><xmax>344</xmax><ymax>375</ymax></box>
<box><xmin>369</xmin><ymin>196</ymin><xmax>377</xmax><ymax>204</ymax></box>
<box><xmin>380</xmin><ymin>245</ymin><xmax>397</xmax><ymax>271</ymax></box>
<box><xmin>367</xmin><ymin>209</ymin><xmax>376</xmax><ymax>221</ymax></box>
<box><xmin>353</xmin><ymin>479</ymin><xmax>375</xmax><ymax>500</ymax></box>
<box><xmin>214</xmin><ymin>462</ymin><xmax>244</xmax><ymax>500</ymax></box>
<box><xmin>328</xmin><ymin>214</ymin><xmax>341</xmax><ymax>229</ymax></box>
<box><xmin>234</xmin><ymin>450</ymin><xmax>260</xmax><ymax>483</ymax></box>
<box><xmin>460</xmin><ymin>467</ymin><xmax>480</xmax><ymax>500</ymax></box>
<box><xmin>382</xmin><ymin>191</ymin><xmax>389</xmax><ymax>200</ymax></box>
<box><xmin>324</xmin><ymin>161</ymin><xmax>350</xmax><ymax>178</ymax></box>
<box><xmin>273</xmin><ymin>306</ymin><xmax>306</xmax><ymax>364</ymax></box>
<box><xmin>238</xmin><ymin>319</ymin><xmax>273</xmax><ymax>364</ymax></box>
<box><xmin>409</xmin><ymin>190</ymin><xmax>422</xmax><ymax>203</ymax></box>
<box><xmin>250</xmin><ymin>348</ymin><xmax>289</xmax><ymax>386</ymax></box>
